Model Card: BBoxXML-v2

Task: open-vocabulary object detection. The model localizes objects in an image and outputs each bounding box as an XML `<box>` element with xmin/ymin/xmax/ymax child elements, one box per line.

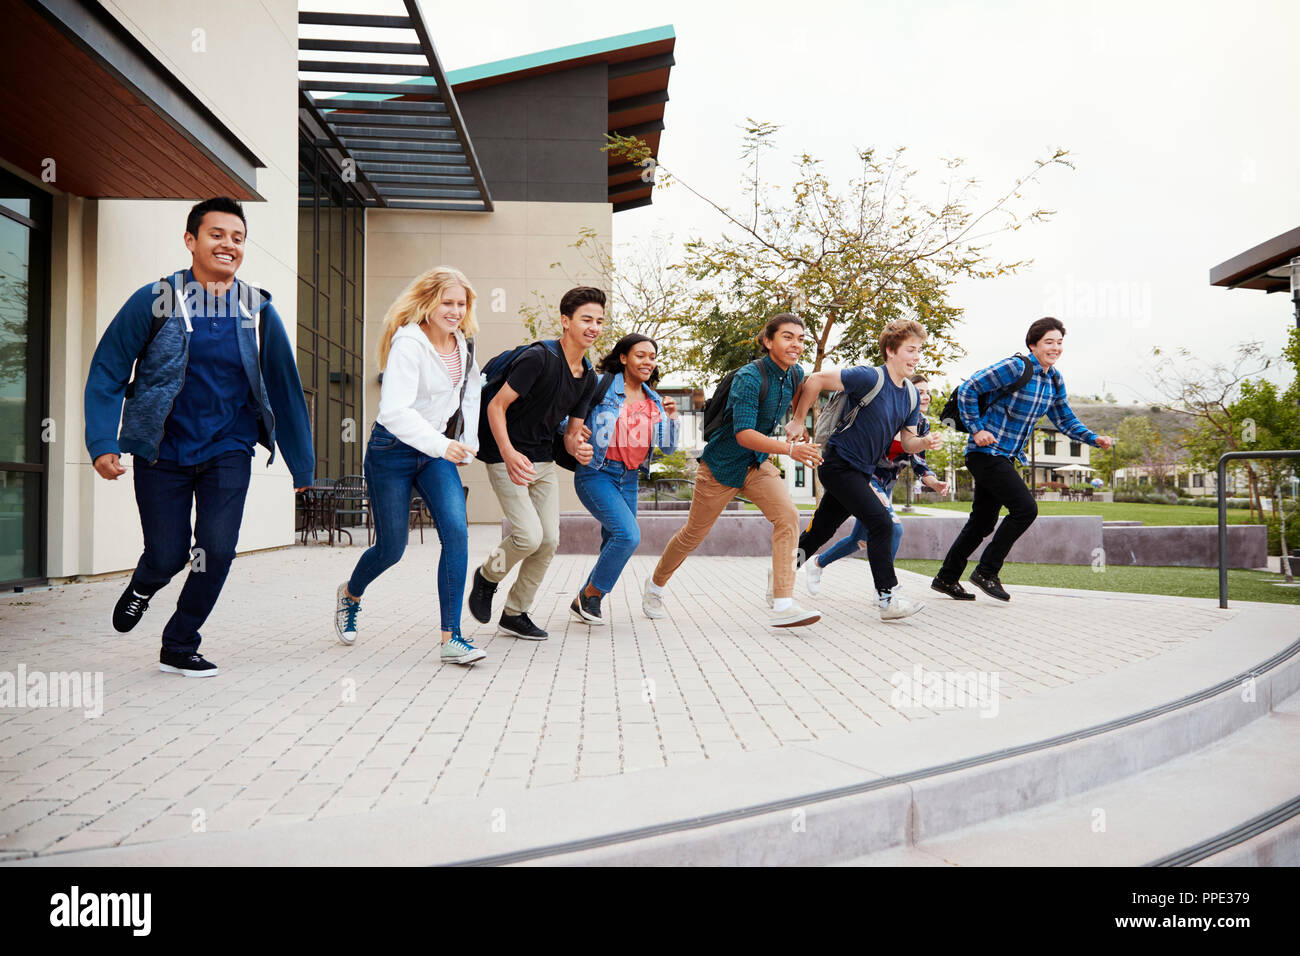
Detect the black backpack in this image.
<box><xmin>477</xmin><ymin>340</ymin><xmax>595</xmax><ymax>469</ymax></box>
<box><xmin>442</xmin><ymin>336</ymin><xmax>476</xmax><ymax>440</ymax></box>
<box><xmin>700</xmin><ymin>359</ymin><xmax>771</xmax><ymax>442</ymax></box>
<box><xmin>939</xmin><ymin>353</ymin><xmax>1033</xmax><ymax>433</ymax></box>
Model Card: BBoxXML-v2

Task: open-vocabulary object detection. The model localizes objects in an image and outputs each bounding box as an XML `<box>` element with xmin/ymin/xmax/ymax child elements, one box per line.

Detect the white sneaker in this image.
<box><xmin>805</xmin><ymin>558</ymin><xmax>823</xmax><ymax>596</ymax></box>
<box><xmin>642</xmin><ymin>576</ymin><xmax>666</xmax><ymax>620</ymax></box>
<box><xmin>765</xmin><ymin>568</ymin><xmax>774</xmax><ymax>607</ymax></box>
<box><xmin>880</xmin><ymin>594</ymin><xmax>925</xmax><ymax>621</ymax></box>
<box><xmin>770</xmin><ymin>603</ymin><xmax>820</xmax><ymax>628</ymax></box>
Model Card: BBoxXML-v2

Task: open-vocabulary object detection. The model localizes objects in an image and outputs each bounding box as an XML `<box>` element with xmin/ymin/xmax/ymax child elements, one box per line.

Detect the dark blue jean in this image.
<box><xmin>573</xmin><ymin>460</ymin><xmax>641</xmax><ymax>594</ymax></box>
<box><xmin>347</xmin><ymin>423</ymin><xmax>468</xmax><ymax>632</ymax></box>
<box><xmin>131</xmin><ymin>450</ymin><xmax>252</xmax><ymax>654</ymax></box>
<box><xmin>817</xmin><ymin>474</ymin><xmax>903</xmax><ymax>567</ymax></box>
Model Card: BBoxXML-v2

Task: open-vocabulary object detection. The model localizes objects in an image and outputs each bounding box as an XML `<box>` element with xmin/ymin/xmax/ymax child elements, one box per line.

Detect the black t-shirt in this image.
<box><xmin>478</xmin><ymin>344</ymin><xmax>597</xmax><ymax>464</ymax></box>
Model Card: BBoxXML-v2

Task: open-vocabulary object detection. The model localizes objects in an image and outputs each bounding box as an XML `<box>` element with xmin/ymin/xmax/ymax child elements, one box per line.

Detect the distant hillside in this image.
<box><xmin>1039</xmin><ymin>401</ymin><xmax>1197</xmax><ymax>439</ymax></box>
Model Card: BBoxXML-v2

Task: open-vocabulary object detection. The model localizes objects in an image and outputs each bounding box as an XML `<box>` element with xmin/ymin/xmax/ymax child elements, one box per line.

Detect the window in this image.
<box><xmin>0</xmin><ymin>170</ymin><xmax>50</xmax><ymax>587</ymax></box>
<box><xmin>1192</xmin><ymin>473</ymin><xmax>1204</xmax><ymax>488</ymax></box>
<box><xmin>1069</xmin><ymin>441</ymin><xmax>1081</xmax><ymax>457</ymax></box>
<box><xmin>794</xmin><ymin>463</ymin><xmax>805</xmax><ymax>488</ymax></box>
<box><xmin>1043</xmin><ymin>437</ymin><xmax>1057</xmax><ymax>455</ymax></box>
<box><xmin>1138</xmin><ymin>475</ymin><xmax>1148</xmax><ymax>486</ymax></box>
<box><xmin>298</xmin><ymin>126</ymin><xmax>365</xmax><ymax>480</ymax></box>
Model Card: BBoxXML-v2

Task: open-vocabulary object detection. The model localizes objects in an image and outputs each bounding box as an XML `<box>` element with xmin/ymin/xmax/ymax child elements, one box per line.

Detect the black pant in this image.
<box><xmin>131</xmin><ymin>451</ymin><xmax>252</xmax><ymax>654</ymax></box>
<box><xmin>797</xmin><ymin>449</ymin><xmax>898</xmax><ymax>593</ymax></box>
<box><xmin>938</xmin><ymin>452</ymin><xmax>1037</xmax><ymax>582</ymax></box>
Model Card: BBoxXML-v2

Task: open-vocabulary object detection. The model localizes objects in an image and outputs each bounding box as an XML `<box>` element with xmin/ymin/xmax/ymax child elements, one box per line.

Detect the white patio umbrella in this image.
<box><xmin>1056</xmin><ymin>464</ymin><xmax>1096</xmax><ymax>473</ymax></box>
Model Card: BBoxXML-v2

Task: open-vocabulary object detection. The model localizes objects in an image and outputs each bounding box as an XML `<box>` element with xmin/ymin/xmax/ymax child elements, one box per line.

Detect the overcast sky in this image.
<box><xmin>394</xmin><ymin>0</ymin><xmax>1300</xmax><ymax>401</ymax></box>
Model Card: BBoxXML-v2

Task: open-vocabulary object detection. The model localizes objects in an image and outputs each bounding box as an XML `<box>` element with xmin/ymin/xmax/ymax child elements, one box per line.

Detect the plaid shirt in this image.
<box><xmin>957</xmin><ymin>353</ymin><xmax>1098</xmax><ymax>464</ymax></box>
<box><xmin>702</xmin><ymin>355</ymin><xmax>803</xmax><ymax>488</ymax></box>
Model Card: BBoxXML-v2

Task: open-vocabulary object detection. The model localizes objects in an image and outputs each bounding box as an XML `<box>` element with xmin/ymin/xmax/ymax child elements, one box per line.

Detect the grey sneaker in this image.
<box><xmin>441</xmin><ymin>632</ymin><xmax>486</xmax><ymax>665</ymax></box>
<box><xmin>335</xmin><ymin>582</ymin><xmax>360</xmax><ymax>645</ymax></box>
<box><xmin>770</xmin><ymin>603</ymin><xmax>820</xmax><ymax>628</ymax></box>
<box><xmin>805</xmin><ymin>558</ymin><xmax>823</xmax><ymax>596</ymax></box>
<box><xmin>642</xmin><ymin>576</ymin><xmax>666</xmax><ymax>620</ymax></box>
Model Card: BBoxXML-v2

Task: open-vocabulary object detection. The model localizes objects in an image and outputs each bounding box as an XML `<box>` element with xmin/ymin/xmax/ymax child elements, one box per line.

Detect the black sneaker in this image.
<box><xmin>969</xmin><ymin>570</ymin><xmax>1011</xmax><ymax>602</ymax></box>
<box><xmin>159</xmin><ymin>649</ymin><xmax>219</xmax><ymax>678</ymax></box>
<box><xmin>931</xmin><ymin>576</ymin><xmax>977</xmax><ymax>601</ymax></box>
<box><xmin>113</xmin><ymin>584</ymin><xmax>153</xmax><ymax>632</ymax></box>
<box><xmin>498</xmin><ymin>611</ymin><xmax>548</xmax><ymax>640</ymax></box>
<box><xmin>570</xmin><ymin>592</ymin><xmax>605</xmax><ymax>625</ymax></box>
<box><xmin>468</xmin><ymin>567</ymin><xmax>498</xmax><ymax>624</ymax></box>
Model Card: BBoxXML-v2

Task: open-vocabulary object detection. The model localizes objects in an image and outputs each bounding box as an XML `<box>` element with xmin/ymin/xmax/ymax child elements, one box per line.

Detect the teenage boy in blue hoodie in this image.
<box><xmin>84</xmin><ymin>197</ymin><xmax>314</xmax><ymax>677</ymax></box>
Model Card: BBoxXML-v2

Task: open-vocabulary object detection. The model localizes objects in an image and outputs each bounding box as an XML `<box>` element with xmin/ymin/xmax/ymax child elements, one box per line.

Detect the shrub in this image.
<box><xmin>1113</xmin><ymin>490</ymin><xmax>1179</xmax><ymax>505</ymax></box>
<box><xmin>956</xmin><ymin>489</ymin><xmax>975</xmax><ymax>502</ymax></box>
<box><xmin>1186</xmin><ymin>496</ymin><xmax>1252</xmax><ymax>509</ymax></box>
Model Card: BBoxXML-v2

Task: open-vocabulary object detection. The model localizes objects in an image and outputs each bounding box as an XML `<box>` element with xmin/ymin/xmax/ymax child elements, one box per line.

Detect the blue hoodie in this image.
<box><xmin>84</xmin><ymin>270</ymin><xmax>315</xmax><ymax>487</ymax></box>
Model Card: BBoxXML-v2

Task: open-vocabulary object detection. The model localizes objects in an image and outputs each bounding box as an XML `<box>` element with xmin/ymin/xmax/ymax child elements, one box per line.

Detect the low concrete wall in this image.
<box><xmin>518</xmin><ymin>512</ymin><xmax>1269</xmax><ymax>569</ymax></box>
<box><xmin>1101</xmin><ymin>524</ymin><xmax>1267</xmax><ymax>570</ymax></box>
<box><xmin>523</xmin><ymin>513</ymin><xmax>1104</xmax><ymax>565</ymax></box>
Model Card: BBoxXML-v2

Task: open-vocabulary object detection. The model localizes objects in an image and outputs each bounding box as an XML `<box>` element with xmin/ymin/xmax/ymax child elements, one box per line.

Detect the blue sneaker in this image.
<box><xmin>335</xmin><ymin>582</ymin><xmax>360</xmax><ymax>645</ymax></box>
<box><xmin>441</xmin><ymin>630</ymin><xmax>486</xmax><ymax>666</ymax></box>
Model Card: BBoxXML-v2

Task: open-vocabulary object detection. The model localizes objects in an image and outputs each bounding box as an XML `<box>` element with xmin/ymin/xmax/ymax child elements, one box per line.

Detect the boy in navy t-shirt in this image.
<box><xmin>787</xmin><ymin>319</ymin><xmax>942</xmax><ymax>621</ymax></box>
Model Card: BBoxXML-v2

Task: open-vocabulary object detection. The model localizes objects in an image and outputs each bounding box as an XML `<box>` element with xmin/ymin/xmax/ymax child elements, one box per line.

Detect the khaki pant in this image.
<box><xmin>482</xmin><ymin>461</ymin><xmax>560</xmax><ymax>615</ymax></box>
<box><xmin>653</xmin><ymin>460</ymin><xmax>799</xmax><ymax>599</ymax></box>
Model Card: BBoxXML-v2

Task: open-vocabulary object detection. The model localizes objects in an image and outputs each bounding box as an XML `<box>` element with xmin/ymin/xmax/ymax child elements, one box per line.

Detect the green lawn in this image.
<box><xmin>917</xmin><ymin>500</ymin><xmax>1256</xmax><ymax>526</ymax></box>
<box><xmin>894</xmin><ymin>559</ymin><xmax>1300</xmax><ymax>605</ymax></box>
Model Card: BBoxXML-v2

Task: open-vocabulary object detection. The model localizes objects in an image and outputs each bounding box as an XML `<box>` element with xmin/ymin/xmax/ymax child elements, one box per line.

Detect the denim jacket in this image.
<box><xmin>574</xmin><ymin>373</ymin><xmax>679</xmax><ymax>474</ymax></box>
<box><xmin>84</xmin><ymin>269</ymin><xmax>315</xmax><ymax>486</ymax></box>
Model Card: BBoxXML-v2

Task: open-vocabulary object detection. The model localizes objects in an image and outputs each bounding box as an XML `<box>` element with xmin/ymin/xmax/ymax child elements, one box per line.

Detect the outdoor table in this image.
<box><xmin>297</xmin><ymin>483</ymin><xmax>342</xmax><ymax>546</ymax></box>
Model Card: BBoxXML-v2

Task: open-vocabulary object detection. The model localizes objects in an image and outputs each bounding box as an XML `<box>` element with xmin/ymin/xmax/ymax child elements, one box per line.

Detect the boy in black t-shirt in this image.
<box><xmin>468</xmin><ymin>288</ymin><xmax>602</xmax><ymax>639</ymax></box>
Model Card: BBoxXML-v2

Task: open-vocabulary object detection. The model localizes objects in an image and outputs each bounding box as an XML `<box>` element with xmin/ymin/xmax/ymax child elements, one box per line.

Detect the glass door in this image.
<box><xmin>0</xmin><ymin>173</ymin><xmax>50</xmax><ymax>588</ymax></box>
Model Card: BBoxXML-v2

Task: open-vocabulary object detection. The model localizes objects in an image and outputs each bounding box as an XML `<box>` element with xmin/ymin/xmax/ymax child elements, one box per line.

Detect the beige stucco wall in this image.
<box><xmin>364</xmin><ymin>201</ymin><xmax>613</xmax><ymax>524</ymax></box>
<box><xmin>43</xmin><ymin>0</ymin><xmax>299</xmax><ymax>579</ymax></box>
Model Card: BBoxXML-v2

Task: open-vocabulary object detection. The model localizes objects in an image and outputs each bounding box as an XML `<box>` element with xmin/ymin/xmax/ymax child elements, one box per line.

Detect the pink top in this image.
<box><xmin>605</xmin><ymin>398</ymin><xmax>662</xmax><ymax>470</ymax></box>
<box><xmin>436</xmin><ymin>343</ymin><xmax>462</xmax><ymax>389</ymax></box>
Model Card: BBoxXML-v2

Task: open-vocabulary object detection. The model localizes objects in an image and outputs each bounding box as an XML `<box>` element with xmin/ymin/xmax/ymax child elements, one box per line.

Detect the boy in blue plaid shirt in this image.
<box><xmin>932</xmin><ymin>318</ymin><xmax>1113</xmax><ymax>601</ymax></box>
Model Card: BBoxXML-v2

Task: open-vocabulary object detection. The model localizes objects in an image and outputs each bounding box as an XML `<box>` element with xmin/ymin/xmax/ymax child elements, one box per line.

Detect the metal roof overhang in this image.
<box><xmin>298</xmin><ymin>2</ymin><xmax>491</xmax><ymax>211</ymax></box>
<box><xmin>1209</xmin><ymin>226</ymin><xmax>1300</xmax><ymax>293</ymax></box>
<box><xmin>0</xmin><ymin>0</ymin><xmax>264</xmax><ymax>199</ymax></box>
<box><xmin>446</xmin><ymin>26</ymin><xmax>675</xmax><ymax>214</ymax></box>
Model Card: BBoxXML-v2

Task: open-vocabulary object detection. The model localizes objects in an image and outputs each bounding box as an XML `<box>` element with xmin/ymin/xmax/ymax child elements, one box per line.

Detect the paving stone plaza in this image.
<box><xmin>0</xmin><ymin>527</ymin><xmax>1236</xmax><ymax>861</ymax></box>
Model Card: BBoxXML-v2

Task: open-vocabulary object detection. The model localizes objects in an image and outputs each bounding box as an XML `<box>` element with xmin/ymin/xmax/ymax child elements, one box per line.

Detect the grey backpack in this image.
<box><xmin>813</xmin><ymin>366</ymin><xmax>917</xmax><ymax>446</ymax></box>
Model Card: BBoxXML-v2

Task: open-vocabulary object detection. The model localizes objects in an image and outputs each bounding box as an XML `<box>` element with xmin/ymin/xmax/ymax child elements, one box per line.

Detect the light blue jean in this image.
<box><xmin>347</xmin><ymin>423</ymin><xmax>468</xmax><ymax>632</ymax></box>
<box><xmin>817</xmin><ymin>474</ymin><xmax>903</xmax><ymax>568</ymax></box>
<box><xmin>573</xmin><ymin>459</ymin><xmax>641</xmax><ymax>594</ymax></box>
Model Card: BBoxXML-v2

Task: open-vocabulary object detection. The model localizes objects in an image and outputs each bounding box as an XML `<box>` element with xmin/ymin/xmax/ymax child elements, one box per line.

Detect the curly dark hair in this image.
<box><xmin>596</xmin><ymin>332</ymin><xmax>660</xmax><ymax>387</ymax></box>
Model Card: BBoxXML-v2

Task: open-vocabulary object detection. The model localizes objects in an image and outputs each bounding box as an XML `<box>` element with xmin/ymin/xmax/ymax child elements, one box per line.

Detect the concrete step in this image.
<box><xmin>835</xmin><ymin>691</ymin><xmax>1300</xmax><ymax>866</ymax></box>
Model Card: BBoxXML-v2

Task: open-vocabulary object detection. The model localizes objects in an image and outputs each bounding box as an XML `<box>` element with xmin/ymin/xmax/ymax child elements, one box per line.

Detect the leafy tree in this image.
<box><xmin>606</xmin><ymin>122</ymin><xmax>1074</xmax><ymax>389</ymax></box>
<box><xmin>1149</xmin><ymin>342</ymin><xmax>1272</xmax><ymax>517</ymax></box>
<box><xmin>517</xmin><ymin>229</ymin><xmax>697</xmax><ymax>379</ymax></box>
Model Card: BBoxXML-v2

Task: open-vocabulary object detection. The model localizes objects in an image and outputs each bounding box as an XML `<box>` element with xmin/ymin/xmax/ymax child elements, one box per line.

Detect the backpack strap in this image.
<box><xmin>837</xmin><ymin>365</ymin><xmax>889</xmax><ymax>434</ymax></box>
<box><xmin>126</xmin><ymin>274</ymin><xmax>187</xmax><ymax>399</ymax></box>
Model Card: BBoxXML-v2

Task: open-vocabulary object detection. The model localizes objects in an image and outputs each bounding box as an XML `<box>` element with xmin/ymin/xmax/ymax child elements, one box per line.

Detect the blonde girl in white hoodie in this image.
<box><xmin>334</xmin><ymin>266</ymin><xmax>484</xmax><ymax>664</ymax></box>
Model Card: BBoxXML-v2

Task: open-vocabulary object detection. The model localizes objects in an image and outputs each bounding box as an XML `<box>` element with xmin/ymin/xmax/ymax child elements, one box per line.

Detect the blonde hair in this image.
<box><xmin>377</xmin><ymin>265</ymin><xmax>478</xmax><ymax>370</ymax></box>
<box><xmin>879</xmin><ymin>318</ymin><xmax>927</xmax><ymax>357</ymax></box>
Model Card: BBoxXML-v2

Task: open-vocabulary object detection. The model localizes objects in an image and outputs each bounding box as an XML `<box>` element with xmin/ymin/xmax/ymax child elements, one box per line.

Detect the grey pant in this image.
<box><xmin>481</xmin><ymin>461</ymin><xmax>560</xmax><ymax>615</ymax></box>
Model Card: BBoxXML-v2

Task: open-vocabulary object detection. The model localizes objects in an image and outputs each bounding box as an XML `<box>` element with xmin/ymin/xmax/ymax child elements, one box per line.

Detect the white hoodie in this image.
<box><xmin>376</xmin><ymin>324</ymin><xmax>482</xmax><ymax>460</ymax></box>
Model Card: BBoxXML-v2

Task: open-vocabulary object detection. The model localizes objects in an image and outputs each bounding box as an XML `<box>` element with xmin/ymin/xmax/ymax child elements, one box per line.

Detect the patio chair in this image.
<box><xmin>332</xmin><ymin>475</ymin><xmax>369</xmax><ymax>546</ymax></box>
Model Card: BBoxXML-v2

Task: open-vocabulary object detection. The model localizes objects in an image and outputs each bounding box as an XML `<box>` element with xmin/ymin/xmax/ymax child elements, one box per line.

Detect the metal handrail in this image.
<box><xmin>1217</xmin><ymin>450</ymin><xmax>1300</xmax><ymax>607</ymax></box>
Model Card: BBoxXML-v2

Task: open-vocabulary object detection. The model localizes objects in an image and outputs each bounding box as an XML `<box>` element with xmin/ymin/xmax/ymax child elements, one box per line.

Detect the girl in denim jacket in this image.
<box><xmin>569</xmin><ymin>334</ymin><xmax>679</xmax><ymax>625</ymax></box>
